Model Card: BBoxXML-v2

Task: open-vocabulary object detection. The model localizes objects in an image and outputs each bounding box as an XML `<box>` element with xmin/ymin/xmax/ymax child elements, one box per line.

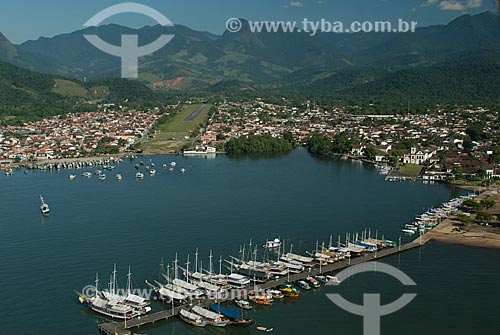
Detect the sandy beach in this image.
<box><xmin>423</xmin><ymin>218</ymin><xmax>500</xmax><ymax>249</ymax></box>
<box><xmin>423</xmin><ymin>185</ymin><xmax>500</xmax><ymax>249</ymax></box>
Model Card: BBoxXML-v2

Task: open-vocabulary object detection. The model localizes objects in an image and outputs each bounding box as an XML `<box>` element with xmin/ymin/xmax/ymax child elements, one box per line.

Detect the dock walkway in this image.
<box><xmin>98</xmin><ymin>239</ymin><xmax>423</xmax><ymax>334</ymax></box>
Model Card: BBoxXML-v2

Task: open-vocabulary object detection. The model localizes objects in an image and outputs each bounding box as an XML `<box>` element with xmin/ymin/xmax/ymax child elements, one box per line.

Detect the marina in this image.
<box><xmin>92</xmin><ymin>194</ymin><xmax>472</xmax><ymax>334</ymax></box>
<box><xmin>96</xmin><ymin>235</ymin><xmax>427</xmax><ymax>335</ymax></box>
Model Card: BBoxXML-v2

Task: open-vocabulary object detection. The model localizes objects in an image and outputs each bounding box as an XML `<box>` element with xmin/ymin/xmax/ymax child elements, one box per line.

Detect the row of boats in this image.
<box><xmin>76</xmin><ymin>233</ymin><xmax>394</xmax><ymax>327</ymax></box>
<box><xmin>71</xmin><ymin>161</ymin><xmax>186</xmax><ymax>181</ymax></box>
<box><xmin>401</xmin><ymin>194</ymin><xmax>476</xmax><ymax>235</ymax></box>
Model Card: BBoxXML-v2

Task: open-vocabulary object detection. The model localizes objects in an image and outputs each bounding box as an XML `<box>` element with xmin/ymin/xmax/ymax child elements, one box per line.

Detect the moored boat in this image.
<box><xmin>179</xmin><ymin>309</ymin><xmax>207</xmax><ymax>327</ymax></box>
<box><xmin>315</xmin><ymin>275</ymin><xmax>328</xmax><ymax>284</ymax></box>
<box><xmin>40</xmin><ymin>195</ymin><xmax>50</xmax><ymax>215</ymax></box>
<box><xmin>248</xmin><ymin>292</ymin><xmax>271</xmax><ymax>306</ymax></box>
<box><xmin>266</xmin><ymin>289</ymin><xmax>284</xmax><ymax>299</ymax></box>
<box><xmin>192</xmin><ymin>305</ymin><xmax>231</xmax><ymax>327</ymax></box>
<box><xmin>263</xmin><ymin>238</ymin><xmax>281</xmax><ymax>249</ymax></box>
<box><xmin>306</xmin><ymin>276</ymin><xmax>320</xmax><ymax>288</ymax></box>
<box><xmin>297</xmin><ymin>280</ymin><xmax>311</xmax><ymax>290</ymax></box>
<box><xmin>235</xmin><ymin>299</ymin><xmax>252</xmax><ymax>310</ymax></box>
<box><xmin>326</xmin><ymin>275</ymin><xmax>341</xmax><ymax>285</ymax></box>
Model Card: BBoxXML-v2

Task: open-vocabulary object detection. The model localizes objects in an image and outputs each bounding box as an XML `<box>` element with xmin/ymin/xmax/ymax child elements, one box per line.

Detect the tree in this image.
<box><xmin>476</xmin><ymin>211</ymin><xmax>493</xmax><ymax>222</ymax></box>
<box><xmin>307</xmin><ymin>134</ymin><xmax>333</xmax><ymax>155</ymax></box>
<box><xmin>463</xmin><ymin>199</ymin><xmax>481</xmax><ymax>210</ymax></box>
<box><xmin>283</xmin><ymin>131</ymin><xmax>297</xmax><ymax>147</ymax></box>
<box><xmin>364</xmin><ymin>147</ymin><xmax>380</xmax><ymax>161</ymax></box>
<box><xmin>480</xmin><ymin>196</ymin><xmax>496</xmax><ymax>210</ymax></box>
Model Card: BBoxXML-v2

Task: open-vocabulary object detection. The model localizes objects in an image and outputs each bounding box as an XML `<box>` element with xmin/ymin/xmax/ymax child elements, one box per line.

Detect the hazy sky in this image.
<box><xmin>0</xmin><ymin>0</ymin><xmax>496</xmax><ymax>44</ymax></box>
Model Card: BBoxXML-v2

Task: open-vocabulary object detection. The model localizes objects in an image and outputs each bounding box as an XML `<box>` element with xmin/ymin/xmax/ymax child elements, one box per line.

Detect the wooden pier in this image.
<box><xmin>98</xmin><ymin>239</ymin><xmax>424</xmax><ymax>335</ymax></box>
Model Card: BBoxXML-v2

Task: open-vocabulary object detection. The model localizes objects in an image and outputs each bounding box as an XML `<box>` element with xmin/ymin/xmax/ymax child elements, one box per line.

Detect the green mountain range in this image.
<box><xmin>0</xmin><ymin>11</ymin><xmax>500</xmax><ymax>117</ymax></box>
<box><xmin>0</xmin><ymin>60</ymin><xmax>167</xmax><ymax>120</ymax></box>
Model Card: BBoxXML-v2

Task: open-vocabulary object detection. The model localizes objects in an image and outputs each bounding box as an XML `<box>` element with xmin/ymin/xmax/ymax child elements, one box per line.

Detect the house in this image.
<box><xmin>403</xmin><ymin>147</ymin><xmax>436</xmax><ymax>165</ymax></box>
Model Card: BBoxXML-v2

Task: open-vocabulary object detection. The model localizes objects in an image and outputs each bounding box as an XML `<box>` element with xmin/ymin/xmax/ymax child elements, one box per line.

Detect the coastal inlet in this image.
<box><xmin>0</xmin><ymin>150</ymin><xmax>473</xmax><ymax>335</ymax></box>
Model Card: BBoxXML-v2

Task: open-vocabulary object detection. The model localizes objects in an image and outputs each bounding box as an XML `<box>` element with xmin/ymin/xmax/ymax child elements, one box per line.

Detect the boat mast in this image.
<box><xmin>174</xmin><ymin>253</ymin><xmax>179</xmax><ymax>280</ymax></box>
<box><xmin>112</xmin><ymin>264</ymin><xmax>117</xmax><ymax>295</ymax></box>
<box><xmin>329</xmin><ymin>235</ymin><xmax>333</xmax><ymax>249</ymax></box>
<box><xmin>194</xmin><ymin>248</ymin><xmax>199</xmax><ymax>274</ymax></box>
<box><xmin>219</xmin><ymin>255</ymin><xmax>222</xmax><ymax>276</ymax></box>
<box><xmin>247</xmin><ymin>239</ymin><xmax>252</xmax><ymax>262</ymax></box>
<box><xmin>209</xmin><ymin>250</ymin><xmax>213</xmax><ymax>276</ymax></box>
<box><xmin>127</xmin><ymin>266</ymin><xmax>132</xmax><ymax>296</ymax></box>
<box><xmin>159</xmin><ymin>258</ymin><xmax>165</xmax><ymax>284</ymax></box>
<box><xmin>95</xmin><ymin>273</ymin><xmax>99</xmax><ymax>297</ymax></box>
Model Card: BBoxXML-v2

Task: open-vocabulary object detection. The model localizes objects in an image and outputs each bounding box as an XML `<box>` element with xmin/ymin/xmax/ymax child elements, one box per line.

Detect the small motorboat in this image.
<box><xmin>297</xmin><ymin>280</ymin><xmax>311</xmax><ymax>290</ymax></box>
<box><xmin>69</xmin><ymin>174</ymin><xmax>77</xmax><ymax>180</ymax></box>
<box><xmin>235</xmin><ymin>299</ymin><xmax>252</xmax><ymax>310</ymax></box>
<box><xmin>266</xmin><ymin>289</ymin><xmax>284</xmax><ymax>299</ymax></box>
<box><xmin>40</xmin><ymin>195</ymin><xmax>50</xmax><ymax>215</ymax></box>
<box><xmin>98</xmin><ymin>174</ymin><xmax>106</xmax><ymax>181</ymax></box>
<box><xmin>306</xmin><ymin>276</ymin><xmax>321</xmax><ymax>289</ymax></box>
<box><xmin>181</xmin><ymin>168</ymin><xmax>186</xmax><ymax>173</ymax></box>
<box><xmin>136</xmin><ymin>172</ymin><xmax>144</xmax><ymax>179</ymax></box>
<box><xmin>116</xmin><ymin>174</ymin><xmax>123</xmax><ymax>181</ymax></box>
<box><xmin>315</xmin><ymin>275</ymin><xmax>328</xmax><ymax>284</ymax></box>
<box><xmin>326</xmin><ymin>275</ymin><xmax>341</xmax><ymax>285</ymax></box>
<box><xmin>263</xmin><ymin>238</ymin><xmax>281</xmax><ymax>249</ymax></box>
<box><xmin>256</xmin><ymin>326</ymin><xmax>274</xmax><ymax>332</ymax></box>
<box><xmin>149</xmin><ymin>169</ymin><xmax>156</xmax><ymax>176</ymax></box>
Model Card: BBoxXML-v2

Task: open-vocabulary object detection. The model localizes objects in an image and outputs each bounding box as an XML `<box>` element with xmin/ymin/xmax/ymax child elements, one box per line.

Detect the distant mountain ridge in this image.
<box><xmin>0</xmin><ymin>11</ymin><xmax>497</xmax><ymax>90</ymax></box>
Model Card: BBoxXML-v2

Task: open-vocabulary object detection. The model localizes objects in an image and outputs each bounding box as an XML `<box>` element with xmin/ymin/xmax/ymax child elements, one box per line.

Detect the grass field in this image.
<box><xmin>400</xmin><ymin>164</ymin><xmax>423</xmax><ymax>176</ymax></box>
<box><xmin>140</xmin><ymin>104</ymin><xmax>210</xmax><ymax>154</ymax></box>
<box><xmin>53</xmin><ymin>79</ymin><xmax>88</xmax><ymax>97</ymax></box>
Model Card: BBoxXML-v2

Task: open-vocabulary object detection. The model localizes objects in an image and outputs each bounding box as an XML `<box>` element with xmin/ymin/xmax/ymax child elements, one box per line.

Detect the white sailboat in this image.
<box><xmin>40</xmin><ymin>195</ymin><xmax>50</xmax><ymax>215</ymax></box>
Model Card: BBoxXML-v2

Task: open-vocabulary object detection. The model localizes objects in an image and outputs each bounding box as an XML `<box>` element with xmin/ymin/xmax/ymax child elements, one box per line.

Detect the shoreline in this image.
<box><xmin>423</xmin><ymin>218</ymin><xmax>500</xmax><ymax>249</ymax></box>
<box><xmin>422</xmin><ymin>185</ymin><xmax>500</xmax><ymax>249</ymax></box>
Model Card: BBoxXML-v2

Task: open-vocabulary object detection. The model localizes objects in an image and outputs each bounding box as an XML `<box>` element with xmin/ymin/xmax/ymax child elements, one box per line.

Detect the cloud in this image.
<box><xmin>289</xmin><ymin>1</ymin><xmax>304</xmax><ymax>7</ymax></box>
<box><xmin>420</xmin><ymin>0</ymin><xmax>439</xmax><ymax>7</ymax></box>
<box><xmin>420</xmin><ymin>0</ymin><xmax>483</xmax><ymax>10</ymax></box>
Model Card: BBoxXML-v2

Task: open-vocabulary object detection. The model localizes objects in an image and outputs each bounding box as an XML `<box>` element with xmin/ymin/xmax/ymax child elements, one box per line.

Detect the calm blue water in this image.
<box><xmin>0</xmin><ymin>149</ymin><xmax>497</xmax><ymax>335</ymax></box>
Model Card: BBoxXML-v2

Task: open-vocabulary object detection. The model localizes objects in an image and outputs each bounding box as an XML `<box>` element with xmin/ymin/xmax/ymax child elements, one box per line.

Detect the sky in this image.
<box><xmin>0</xmin><ymin>0</ymin><xmax>497</xmax><ymax>44</ymax></box>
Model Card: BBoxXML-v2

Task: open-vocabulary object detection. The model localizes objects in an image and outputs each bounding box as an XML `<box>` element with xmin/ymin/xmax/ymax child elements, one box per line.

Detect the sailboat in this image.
<box><xmin>179</xmin><ymin>309</ymin><xmax>207</xmax><ymax>327</ymax></box>
<box><xmin>77</xmin><ymin>273</ymin><xmax>141</xmax><ymax>320</ymax></box>
<box><xmin>191</xmin><ymin>305</ymin><xmax>231</xmax><ymax>327</ymax></box>
<box><xmin>40</xmin><ymin>195</ymin><xmax>50</xmax><ymax>215</ymax></box>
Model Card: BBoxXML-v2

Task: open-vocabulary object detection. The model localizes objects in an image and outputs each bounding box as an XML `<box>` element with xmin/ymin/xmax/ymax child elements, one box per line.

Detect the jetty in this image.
<box><xmin>98</xmin><ymin>238</ymin><xmax>424</xmax><ymax>335</ymax></box>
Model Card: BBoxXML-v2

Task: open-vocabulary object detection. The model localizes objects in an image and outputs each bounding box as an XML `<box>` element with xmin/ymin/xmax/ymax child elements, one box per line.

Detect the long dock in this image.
<box><xmin>98</xmin><ymin>238</ymin><xmax>424</xmax><ymax>335</ymax></box>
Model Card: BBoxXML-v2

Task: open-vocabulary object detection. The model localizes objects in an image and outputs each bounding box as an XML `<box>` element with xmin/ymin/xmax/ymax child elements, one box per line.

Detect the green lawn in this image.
<box><xmin>400</xmin><ymin>164</ymin><xmax>423</xmax><ymax>177</ymax></box>
<box><xmin>53</xmin><ymin>79</ymin><xmax>88</xmax><ymax>97</ymax></box>
<box><xmin>141</xmin><ymin>104</ymin><xmax>210</xmax><ymax>153</ymax></box>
